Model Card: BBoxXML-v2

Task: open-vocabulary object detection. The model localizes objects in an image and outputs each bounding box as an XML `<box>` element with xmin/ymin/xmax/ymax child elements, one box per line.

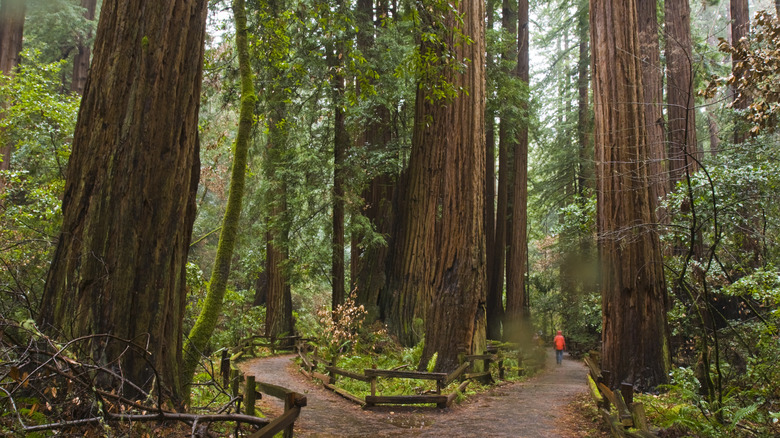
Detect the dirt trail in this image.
<box><xmin>240</xmin><ymin>350</ymin><xmax>587</xmax><ymax>437</ymax></box>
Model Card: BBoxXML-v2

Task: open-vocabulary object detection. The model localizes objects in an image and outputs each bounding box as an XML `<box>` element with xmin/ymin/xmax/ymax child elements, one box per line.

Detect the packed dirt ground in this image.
<box><xmin>241</xmin><ymin>350</ymin><xmax>610</xmax><ymax>437</ymax></box>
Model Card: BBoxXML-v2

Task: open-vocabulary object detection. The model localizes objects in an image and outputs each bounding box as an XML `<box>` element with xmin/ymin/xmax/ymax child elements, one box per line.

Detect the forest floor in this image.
<box><xmin>239</xmin><ymin>349</ymin><xmax>609</xmax><ymax>437</ymax></box>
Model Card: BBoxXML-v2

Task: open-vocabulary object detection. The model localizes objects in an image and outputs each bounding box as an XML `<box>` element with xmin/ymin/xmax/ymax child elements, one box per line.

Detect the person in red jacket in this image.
<box><xmin>554</xmin><ymin>330</ymin><xmax>566</xmax><ymax>365</ymax></box>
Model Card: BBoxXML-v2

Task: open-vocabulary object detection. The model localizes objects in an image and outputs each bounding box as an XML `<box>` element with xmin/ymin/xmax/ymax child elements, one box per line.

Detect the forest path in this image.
<box><xmin>240</xmin><ymin>349</ymin><xmax>588</xmax><ymax>437</ymax></box>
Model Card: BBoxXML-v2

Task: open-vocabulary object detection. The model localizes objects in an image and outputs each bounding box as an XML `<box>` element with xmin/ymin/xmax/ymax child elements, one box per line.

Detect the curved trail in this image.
<box><xmin>240</xmin><ymin>350</ymin><xmax>587</xmax><ymax>437</ymax></box>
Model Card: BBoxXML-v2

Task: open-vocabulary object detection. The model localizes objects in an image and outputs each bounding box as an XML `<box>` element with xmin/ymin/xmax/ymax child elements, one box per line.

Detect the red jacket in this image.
<box><xmin>554</xmin><ymin>333</ymin><xmax>566</xmax><ymax>351</ymax></box>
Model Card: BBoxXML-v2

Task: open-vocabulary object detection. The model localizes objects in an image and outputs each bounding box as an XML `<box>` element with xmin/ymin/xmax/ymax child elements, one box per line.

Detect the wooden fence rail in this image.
<box><xmin>220</xmin><ymin>355</ymin><xmax>307</xmax><ymax>438</ymax></box>
<box><xmin>584</xmin><ymin>355</ymin><xmax>659</xmax><ymax>438</ymax></box>
<box><xmin>294</xmin><ymin>341</ymin><xmax>522</xmax><ymax>409</ymax></box>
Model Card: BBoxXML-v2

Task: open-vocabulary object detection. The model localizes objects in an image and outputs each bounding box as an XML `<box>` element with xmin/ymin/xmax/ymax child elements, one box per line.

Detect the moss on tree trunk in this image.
<box><xmin>181</xmin><ymin>0</ymin><xmax>256</xmax><ymax>396</ymax></box>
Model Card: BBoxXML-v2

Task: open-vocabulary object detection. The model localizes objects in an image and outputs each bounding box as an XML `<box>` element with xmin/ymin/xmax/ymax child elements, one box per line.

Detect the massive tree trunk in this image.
<box><xmin>38</xmin><ymin>0</ymin><xmax>207</xmax><ymax>402</ymax></box>
<box><xmin>419</xmin><ymin>0</ymin><xmax>487</xmax><ymax>372</ymax></box>
<box><xmin>665</xmin><ymin>0</ymin><xmax>698</xmax><ymax>186</ymax></box>
<box><xmin>385</xmin><ymin>85</ymin><xmax>441</xmax><ymax>346</ymax></box>
<box><xmin>0</xmin><ymin>0</ymin><xmax>25</xmax><ymax>175</ymax></box>
<box><xmin>71</xmin><ymin>0</ymin><xmax>97</xmax><ymax>94</ymax></box>
<box><xmin>181</xmin><ymin>0</ymin><xmax>255</xmax><ymax>394</ymax></box>
<box><xmin>590</xmin><ymin>0</ymin><xmax>669</xmax><ymax>390</ymax></box>
<box><xmin>504</xmin><ymin>0</ymin><xmax>529</xmax><ymax>343</ymax></box>
<box><xmin>637</xmin><ymin>0</ymin><xmax>668</xmax><ymax>211</ymax></box>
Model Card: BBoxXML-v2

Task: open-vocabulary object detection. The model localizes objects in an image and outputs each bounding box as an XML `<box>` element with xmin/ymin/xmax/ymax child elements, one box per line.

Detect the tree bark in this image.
<box><xmin>484</xmin><ymin>0</ymin><xmax>501</xmax><ymax>342</ymax></box>
<box><xmin>262</xmin><ymin>0</ymin><xmax>294</xmax><ymax>342</ymax></box>
<box><xmin>504</xmin><ymin>0</ymin><xmax>529</xmax><ymax>343</ymax></box>
<box><xmin>419</xmin><ymin>0</ymin><xmax>487</xmax><ymax>372</ymax></box>
<box><xmin>181</xmin><ymin>0</ymin><xmax>256</xmax><ymax>395</ymax></box>
<box><xmin>352</xmin><ymin>0</ymin><xmax>395</xmax><ymax>322</ymax></box>
<box><xmin>590</xmin><ymin>0</ymin><xmax>669</xmax><ymax>390</ymax></box>
<box><xmin>576</xmin><ymin>0</ymin><xmax>590</xmax><ymax>198</ymax></box>
<box><xmin>38</xmin><ymin>0</ymin><xmax>208</xmax><ymax>402</ymax></box>
<box><xmin>665</xmin><ymin>0</ymin><xmax>698</xmax><ymax>186</ymax></box>
<box><xmin>637</xmin><ymin>0</ymin><xmax>668</xmax><ymax>212</ymax></box>
<box><xmin>331</xmin><ymin>37</ymin><xmax>347</xmax><ymax>313</ymax></box>
<box><xmin>730</xmin><ymin>0</ymin><xmax>750</xmax><ymax>143</ymax></box>
<box><xmin>0</xmin><ymin>0</ymin><xmax>25</xmax><ymax>175</ymax></box>
<box><xmin>71</xmin><ymin>0</ymin><xmax>97</xmax><ymax>94</ymax></box>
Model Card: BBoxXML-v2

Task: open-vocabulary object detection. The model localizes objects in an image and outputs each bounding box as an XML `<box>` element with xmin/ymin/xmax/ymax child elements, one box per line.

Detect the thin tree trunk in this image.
<box><xmin>331</xmin><ymin>39</ymin><xmax>347</xmax><ymax>312</ymax></box>
<box><xmin>576</xmin><ymin>0</ymin><xmax>590</xmax><ymax>198</ymax></box>
<box><xmin>419</xmin><ymin>0</ymin><xmax>486</xmax><ymax>372</ymax></box>
<box><xmin>730</xmin><ymin>0</ymin><xmax>750</xmax><ymax>143</ymax></box>
<box><xmin>182</xmin><ymin>0</ymin><xmax>256</xmax><ymax>394</ymax></box>
<box><xmin>71</xmin><ymin>0</ymin><xmax>97</xmax><ymax>94</ymax></box>
<box><xmin>263</xmin><ymin>0</ymin><xmax>294</xmax><ymax>343</ymax></box>
<box><xmin>665</xmin><ymin>0</ymin><xmax>698</xmax><ymax>187</ymax></box>
<box><xmin>485</xmin><ymin>0</ymin><xmax>501</xmax><ymax>342</ymax></box>
<box><xmin>590</xmin><ymin>0</ymin><xmax>669</xmax><ymax>390</ymax></box>
<box><xmin>0</xmin><ymin>0</ymin><xmax>25</xmax><ymax>176</ymax></box>
<box><xmin>505</xmin><ymin>0</ymin><xmax>529</xmax><ymax>342</ymax></box>
<box><xmin>38</xmin><ymin>0</ymin><xmax>208</xmax><ymax>403</ymax></box>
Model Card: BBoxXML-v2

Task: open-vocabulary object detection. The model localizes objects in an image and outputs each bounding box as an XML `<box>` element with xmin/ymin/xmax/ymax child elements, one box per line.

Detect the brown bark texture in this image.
<box><xmin>264</xmin><ymin>119</ymin><xmax>293</xmax><ymax>340</ymax></box>
<box><xmin>484</xmin><ymin>0</ymin><xmax>499</xmax><ymax>341</ymax></box>
<box><xmin>665</xmin><ymin>0</ymin><xmax>698</xmax><ymax>186</ymax></box>
<box><xmin>385</xmin><ymin>82</ymin><xmax>442</xmax><ymax>346</ymax></box>
<box><xmin>504</xmin><ymin>0</ymin><xmax>529</xmax><ymax>342</ymax></box>
<box><xmin>71</xmin><ymin>0</ymin><xmax>97</xmax><ymax>94</ymax></box>
<box><xmin>419</xmin><ymin>0</ymin><xmax>487</xmax><ymax>372</ymax></box>
<box><xmin>331</xmin><ymin>49</ymin><xmax>347</xmax><ymax>313</ymax></box>
<box><xmin>576</xmin><ymin>0</ymin><xmax>590</xmax><ymax>197</ymax></box>
<box><xmin>0</xmin><ymin>0</ymin><xmax>25</xmax><ymax>174</ymax></box>
<box><xmin>730</xmin><ymin>0</ymin><xmax>750</xmax><ymax>142</ymax></box>
<box><xmin>38</xmin><ymin>0</ymin><xmax>208</xmax><ymax>401</ymax></box>
<box><xmin>590</xmin><ymin>0</ymin><xmax>669</xmax><ymax>390</ymax></box>
<box><xmin>352</xmin><ymin>0</ymin><xmax>396</xmax><ymax>323</ymax></box>
<box><xmin>636</xmin><ymin>0</ymin><xmax>668</xmax><ymax>210</ymax></box>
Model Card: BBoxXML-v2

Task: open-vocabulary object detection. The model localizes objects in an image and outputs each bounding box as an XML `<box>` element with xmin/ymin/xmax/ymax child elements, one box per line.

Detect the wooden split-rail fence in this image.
<box><xmin>296</xmin><ymin>343</ymin><xmax>520</xmax><ymax>409</ymax></box>
<box><xmin>218</xmin><ymin>336</ymin><xmax>307</xmax><ymax>438</ymax></box>
<box><xmin>584</xmin><ymin>355</ymin><xmax>660</xmax><ymax>438</ymax></box>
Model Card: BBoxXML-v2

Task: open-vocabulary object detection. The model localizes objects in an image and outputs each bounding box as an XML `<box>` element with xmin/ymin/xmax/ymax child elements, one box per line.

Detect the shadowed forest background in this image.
<box><xmin>1</xmin><ymin>0</ymin><xmax>780</xmax><ymax>436</ymax></box>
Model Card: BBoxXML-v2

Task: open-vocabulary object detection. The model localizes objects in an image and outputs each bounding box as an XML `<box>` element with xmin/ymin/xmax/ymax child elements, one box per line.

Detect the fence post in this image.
<box><xmin>244</xmin><ymin>375</ymin><xmax>256</xmax><ymax>416</ymax></box>
<box><xmin>221</xmin><ymin>350</ymin><xmax>230</xmax><ymax>388</ymax></box>
<box><xmin>620</xmin><ymin>382</ymin><xmax>633</xmax><ymax>405</ymax></box>
<box><xmin>283</xmin><ymin>392</ymin><xmax>296</xmax><ymax>438</ymax></box>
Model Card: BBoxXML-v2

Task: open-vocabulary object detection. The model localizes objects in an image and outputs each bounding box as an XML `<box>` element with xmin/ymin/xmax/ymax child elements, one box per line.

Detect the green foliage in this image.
<box><xmin>703</xmin><ymin>10</ymin><xmax>780</xmax><ymax>137</ymax></box>
<box><xmin>24</xmin><ymin>0</ymin><xmax>99</xmax><ymax>75</ymax></box>
<box><xmin>0</xmin><ymin>51</ymin><xmax>78</xmax><ymax>321</ymax></box>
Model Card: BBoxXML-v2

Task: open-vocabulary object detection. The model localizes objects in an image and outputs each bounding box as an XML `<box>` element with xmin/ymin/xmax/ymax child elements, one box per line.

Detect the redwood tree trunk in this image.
<box><xmin>665</xmin><ymin>0</ymin><xmax>698</xmax><ymax>186</ymax></box>
<box><xmin>0</xmin><ymin>0</ymin><xmax>25</xmax><ymax>175</ymax></box>
<box><xmin>264</xmin><ymin>115</ymin><xmax>293</xmax><ymax>340</ymax></box>
<box><xmin>637</xmin><ymin>0</ymin><xmax>668</xmax><ymax>211</ymax></box>
<box><xmin>484</xmin><ymin>0</ymin><xmax>500</xmax><ymax>341</ymax></box>
<box><xmin>419</xmin><ymin>0</ymin><xmax>487</xmax><ymax>372</ymax></box>
<box><xmin>730</xmin><ymin>0</ymin><xmax>750</xmax><ymax>143</ymax></box>
<box><xmin>38</xmin><ymin>0</ymin><xmax>208</xmax><ymax>402</ymax></box>
<box><xmin>331</xmin><ymin>43</ymin><xmax>347</xmax><ymax>312</ymax></box>
<box><xmin>385</xmin><ymin>83</ymin><xmax>442</xmax><ymax>346</ymax></box>
<box><xmin>353</xmin><ymin>0</ymin><xmax>395</xmax><ymax>322</ymax></box>
<box><xmin>262</xmin><ymin>0</ymin><xmax>294</xmax><ymax>342</ymax></box>
<box><xmin>590</xmin><ymin>0</ymin><xmax>669</xmax><ymax>390</ymax></box>
<box><xmin>504</xmin><ymin>0</ymin><xmax>529</xmax><ymax>342</ymax></box>
<box><xmin>71</xmin><ymin>0</ymin><xmax>97</xmax><ymax>94</ymax></box>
